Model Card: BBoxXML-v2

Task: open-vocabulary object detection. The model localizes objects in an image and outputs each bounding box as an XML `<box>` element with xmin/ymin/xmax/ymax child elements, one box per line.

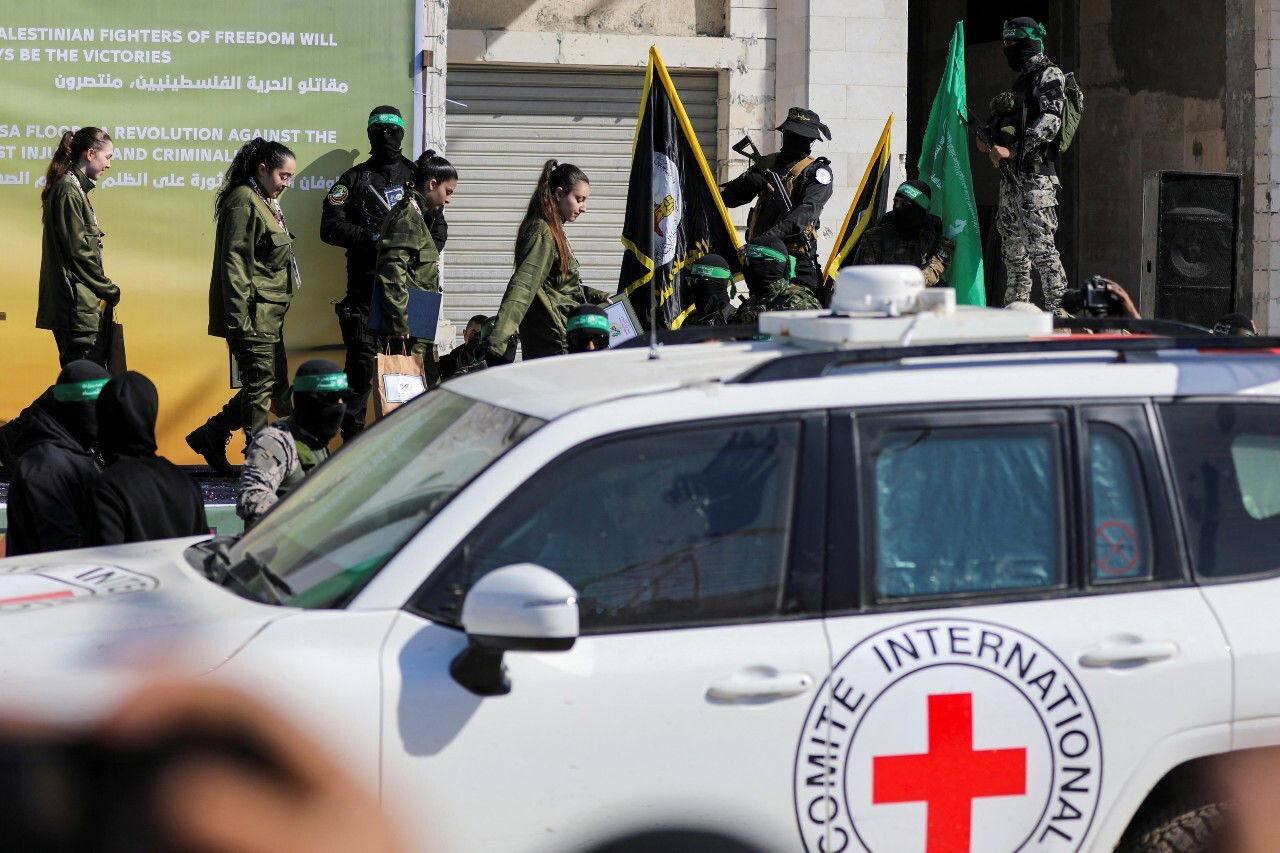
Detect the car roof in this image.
<box><xmin>445</xmin><ymin>335</ymin><xmax>1280</xmax><ymax>421</ymax></box>
<box><xmin>445</xmin><ymin>340</ymin><xmax>786</xmax><ymax>419</ymax></box>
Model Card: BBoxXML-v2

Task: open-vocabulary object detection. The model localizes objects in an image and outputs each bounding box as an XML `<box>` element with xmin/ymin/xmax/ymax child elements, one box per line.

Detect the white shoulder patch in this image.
<box><xmin>815</xmin><ymin>167</ymin><xmax>832</xmax><ymax>185</ymax></box>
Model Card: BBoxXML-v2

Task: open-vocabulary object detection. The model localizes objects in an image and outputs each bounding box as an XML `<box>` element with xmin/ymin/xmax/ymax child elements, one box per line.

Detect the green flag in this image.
<box><xmin>918</xmin><ymin>21</ymin><xmax>985</xmax><ymax>305</ymax></box>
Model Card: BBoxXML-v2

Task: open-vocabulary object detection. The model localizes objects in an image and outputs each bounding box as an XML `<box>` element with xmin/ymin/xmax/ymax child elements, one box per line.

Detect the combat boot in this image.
<box><xmin>186</xmin><ymin>420</ymin><xmax>235</xmax><ymax>478</ymax></box>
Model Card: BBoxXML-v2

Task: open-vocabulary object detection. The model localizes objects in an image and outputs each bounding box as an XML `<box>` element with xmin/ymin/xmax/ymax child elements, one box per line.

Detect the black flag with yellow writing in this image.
<box><xmin>618</xmin><ymin>46</ymin><xmax>743</xmax><ymax>330</ymax></box>
<box><xmin>822</xmin><ymin>115</ymin><xmax>894</xmax><ymax>285</ymax></box>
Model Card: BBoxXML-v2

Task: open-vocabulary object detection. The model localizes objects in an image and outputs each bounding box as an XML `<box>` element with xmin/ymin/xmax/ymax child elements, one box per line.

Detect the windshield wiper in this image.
<box><xmin>200</xmin><ymin>540</ymin><xmax>293</xmax><ymax>606</ymax></box>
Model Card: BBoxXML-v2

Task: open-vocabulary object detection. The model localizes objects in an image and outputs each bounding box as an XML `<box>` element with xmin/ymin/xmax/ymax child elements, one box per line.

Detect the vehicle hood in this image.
<box><xmin>0</xmin><ymin>537</ymin><xmax>291</xmax><ymax>721</ymax></box>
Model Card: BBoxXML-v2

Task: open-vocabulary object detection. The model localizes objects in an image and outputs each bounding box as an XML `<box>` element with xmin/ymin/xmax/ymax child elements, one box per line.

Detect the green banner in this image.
<box><xmin>918</xmin><ymin>21</ymin><xmax>985</xmax><ymax>306</ymax></box>
<box><xmin>0</xmin><ymin>1</ymin><xmax>416</xmax><ymax>461</ymax></box>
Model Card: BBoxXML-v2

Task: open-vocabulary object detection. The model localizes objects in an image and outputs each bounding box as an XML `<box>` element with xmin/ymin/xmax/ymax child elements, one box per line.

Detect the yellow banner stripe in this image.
<box><xmin>823</xmin><ymin>114</ymin><xmax>895</xmax><ymax>282</ymax></box>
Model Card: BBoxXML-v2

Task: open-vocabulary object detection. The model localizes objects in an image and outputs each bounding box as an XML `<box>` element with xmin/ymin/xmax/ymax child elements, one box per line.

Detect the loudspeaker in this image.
<box><xmin>1140</xmin><ymin>171</ymin><xmax>1240</xmax><ymax>328</ymax></box>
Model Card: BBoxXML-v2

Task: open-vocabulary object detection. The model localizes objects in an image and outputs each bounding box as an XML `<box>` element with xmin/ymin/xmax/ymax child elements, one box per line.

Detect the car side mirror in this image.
<box><xmin>449</xmin><ymin>563</ymin><xmax>579</xmax><ymax>696</ymax></box>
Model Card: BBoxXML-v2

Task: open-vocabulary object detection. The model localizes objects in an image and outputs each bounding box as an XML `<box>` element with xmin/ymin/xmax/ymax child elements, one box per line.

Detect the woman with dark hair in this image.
<box><xmin>372</xmin><ymin>149</ymin><xmax>457</xmax><ymax>388</ymax></box>
<box><xmin>186</xmin><ymin>138</ymin><xmax>297</xmax><ymax>476</ymax></box>
<box><xmin>485</xmin><ymin>160</ymin><xmax>611</xmax><ymax>361</ymax></box>
<box><xmin>36</xmin><ymin>126</ymin><xmax>119</xmax><ymax>367</ymax></box>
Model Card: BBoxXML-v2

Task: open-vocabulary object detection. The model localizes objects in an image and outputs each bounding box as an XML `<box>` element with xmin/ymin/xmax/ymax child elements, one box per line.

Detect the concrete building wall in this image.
<box><xmin>1255</xmin><ymin>0</ymin><xmax>1280</xmax><ymax>331</ymax></box>
<box><xmin>772</xmin><ymin>0</ymin><xmax>909</xmax><ymax>258</ymax></box>
<box><xmin>452</xmin><ymin>0</ymin><xmax>727</xmax><ymax>37</ymax></box>
<box><xmin>443</xmin><ymin>0</ymin><xmax>908</xmax><ymax>261</ymax></box>
<box><xmin>1076</xmin><ymin>0</ymin><xmax>1231</xmax><ymax>297</ymax></box>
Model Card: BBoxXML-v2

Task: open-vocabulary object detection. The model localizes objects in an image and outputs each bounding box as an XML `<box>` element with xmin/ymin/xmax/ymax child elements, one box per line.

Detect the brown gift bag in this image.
<box><xmin>104</xmin><ymin>306</ymin><xmax>127</xmax><ymax>376</ymax></box>
<box><xmin>373</xmin><ymin>340</ymin><xmax>428</xmax><ymax>420</ymax></box>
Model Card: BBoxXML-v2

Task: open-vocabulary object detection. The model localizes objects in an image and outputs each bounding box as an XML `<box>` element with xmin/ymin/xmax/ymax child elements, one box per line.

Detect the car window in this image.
<box><xmin>416</xmin><ymin>421</ymin><xmax>801</xmax><ymax>633</ymax></box>
<box><xmin>868</xmin><ymin>422</ymin><xmax>1065</xmax><ymax>600</ymax></box>
<box><xmin>1161</xmin><ymin>402</ymin><xmax>1280</xmax><ymax>578</ymax></box>
<box><xmin>1089</xmin><ymin>424</ymin><xmax>1154</xmax><ymax>583</ymax></box>
<box><xmin>224</xmin><ymin>390</ymin><xmax>543</xmax><ymax>608</ymax></box>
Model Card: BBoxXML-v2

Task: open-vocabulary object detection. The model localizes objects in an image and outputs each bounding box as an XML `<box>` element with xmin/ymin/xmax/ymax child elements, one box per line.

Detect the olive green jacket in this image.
<box><xmin>487</xmin><ymin>219</ymin><xmax>609</xmax><ymax>360</ymax></box>
<box><xmin>374</xmin><ymin>190</ymin><xmax>440</xmax><ymax>339</ymax></box>
<box><xmin>207</xmin><ymin>184</ymin><xmax>297</xmax><ymax>342</ymax></box>
<box><xmin>37</xmin><ymin>167</ymin><xmax>115</xmax><ymax>333</ymax></box>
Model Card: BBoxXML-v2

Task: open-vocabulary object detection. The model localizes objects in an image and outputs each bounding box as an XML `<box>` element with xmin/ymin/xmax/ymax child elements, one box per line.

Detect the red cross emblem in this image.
<box><xmin>873</xmin><ymin>693</ymin><xmax>1027</xmax><ymax>853</ymax></box>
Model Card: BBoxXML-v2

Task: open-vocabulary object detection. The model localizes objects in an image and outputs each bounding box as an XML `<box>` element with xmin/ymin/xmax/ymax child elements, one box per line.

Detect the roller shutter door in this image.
<box><xmin>442</xmin><ymin>65</ymin><xmax>718</xmax><ymax>325</ymax></box>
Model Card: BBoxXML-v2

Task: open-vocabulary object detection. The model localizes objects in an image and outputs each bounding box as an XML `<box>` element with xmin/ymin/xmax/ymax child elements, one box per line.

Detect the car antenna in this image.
<box><xmin>648</xmin><ymin>263</ymin><xmax>661</xmax><ymax>360</ymax></box>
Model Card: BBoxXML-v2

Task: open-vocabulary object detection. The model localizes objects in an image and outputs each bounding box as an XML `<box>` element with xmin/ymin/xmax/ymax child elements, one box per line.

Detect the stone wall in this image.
<box><xmin>1076</xmin><ymin>0</ymin><xmax>1232</xmax><ymax>298</ymax></box>
<box><xmin>452</xmin><ymin>0</ymin><xmax>727</xmax><ymax>37</ymax></box>
<box><xmin>768</xmin><ymin>0</ymin><xmax>909</xmax><ymax>257</ymax></box>
<box><xmin>1254</xmin><ymin>0</ymin><xmax>1279</xmax><ymax>330</ymax></box>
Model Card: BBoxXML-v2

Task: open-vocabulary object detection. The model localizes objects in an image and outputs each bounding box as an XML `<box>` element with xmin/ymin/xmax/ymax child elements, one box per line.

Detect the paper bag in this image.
<box><xmin>374</xmin><ymin>350</ymin><xmax>428</xmax><ymax>420</ymax></box>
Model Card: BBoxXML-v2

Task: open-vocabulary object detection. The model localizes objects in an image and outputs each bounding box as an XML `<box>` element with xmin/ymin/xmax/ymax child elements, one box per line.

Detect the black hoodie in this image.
<box><xmin>89</xmin><ymin>372</ymin><xmax>208</xmax><ymax>545</ymax></box>
<box><xmin>6</xmin><ymin>394</ymin><xmax>101</xmax><ymax>556</ymax></box>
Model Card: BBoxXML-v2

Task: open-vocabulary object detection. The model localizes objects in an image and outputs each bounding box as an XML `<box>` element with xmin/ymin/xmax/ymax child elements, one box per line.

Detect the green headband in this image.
<box><xmin>567</xmin><ymin>313</ymin><xmax>610</xmax><ymax>334</ymax></box>
<box><xmin>293</xmin><ymin>372</ymin><xmax>349</xmax><ymax>393</ymax></box>
<box><xmin>53</xmin><ymin>378</ymin><xmax>108</xmax><ymax>403</ymax></box>
<box><xmin>745</xmin><ymin>244</ymin><xmax>796</xmax><ymax>278</ymax></box>
<box><xmin>1003</xmin><ymin>22</ymin><xmax>1046</xmax><ymax>44</ymax></box>
<box><xmin>897</xmin><ymin>184</ymin><xmax>931</xmax><ymax>210</ymax></box>
<box><xmin>368</xmin><ymin>113</ymin><xmax>404</xmax><ymax>128</ymax></box>
<box><xmin>691</xmin><ymin>263</ymin><xmax>732</xmax><ymax>280</ymax></box>
<box><xmin>746</xmin><ymin>244</ymin><xmax>788</xmax><ymax>264</ymax></box>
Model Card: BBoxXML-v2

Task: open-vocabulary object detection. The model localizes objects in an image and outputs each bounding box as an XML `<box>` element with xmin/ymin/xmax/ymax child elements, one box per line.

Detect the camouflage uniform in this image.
<box><xmin>37</xmin><ymin>167</ymin><xmax>119</xmax><ymax>367</ymax></box>
<box><xmin>374</xmin><ymin>188</ymin><xmax>443</xmax><ymax>386</ymax></box>
<box><xmin>487</xmin><ymin>219</ymin><xmax>610</xmax><ymax>360</ymax></box>
<box><xmin>730</xmin><ymin>279</ymin><xmax>821</xmax><ymax>325</ymax></box>
<box><xmin>236</xmin><ymin>420</ymin><xmax>328</xmax><ymax>526</ymax></box>
<box><xmin>997</xmin><ymin>54</ymin><xmax>1069</xmax><ymax>312</ymax></box>
<box><xmin>852</xmin><ymin>212</ymin><xmax>955</xmax><ymax>286</ymax></box>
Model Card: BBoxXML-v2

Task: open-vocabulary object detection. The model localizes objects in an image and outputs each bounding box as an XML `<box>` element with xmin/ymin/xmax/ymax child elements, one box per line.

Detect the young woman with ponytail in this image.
<box><xmin>186</xmin><ymin>137</ymin><xmax>297</xmax><ymax>475</ymax></box>
<box><xmin>485</xmin><ymin>159</ymin><xmax>611</xmax><ymax>361</ymax></box>
<box><xmin>36</xmin><ymin>126</ymin><xmax>119</xmax><ymax>367</ymax></box>
<box><xmin>372</xmin><ymin>149</ymin><xmax>458</xmax><ymax>389</ymax></box>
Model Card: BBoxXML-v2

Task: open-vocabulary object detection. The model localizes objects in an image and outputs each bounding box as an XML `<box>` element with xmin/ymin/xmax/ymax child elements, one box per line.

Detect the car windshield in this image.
<box><xmin>218</xmin><ymin>390</ymin><xmax>542</xmax><ymax>609</ymax></box>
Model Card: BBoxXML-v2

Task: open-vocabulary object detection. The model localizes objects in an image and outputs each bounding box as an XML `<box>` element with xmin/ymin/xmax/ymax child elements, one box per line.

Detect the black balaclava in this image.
<box><xmin>367</xmin><ymin>105</ymin><xmax>405</xmax><ymax>166</ymax></box>
<box><xmin>893</xmin><ymin>179</ymin><xmax>932</xmax><ymax>236</ymax></box>
<box><xmin>743</xmin><ymin>235</ymin><xmax>792</xmax><ymax>295</ymax></box>
<box><xmin>779</xmin><ymin>131</ymin><xmax>813</xmax><ymax>160</ymax></box>
<box><xmin>566</xmin><ymin>304</ymin><xmax>610</xmax><ymax>353</ymax></box>
<box><xmin>97</xmin><ymin>371</ymin><xmax>159</xmax><ymax>464</ymax></box>
<box><xmin>1003</xmin><ymin>16</ymin><xmax>1045</xmax><ymax>72</ymax></box>
<box><xmin>690</xmin><ymin>253</ymin><xmax>733</xmax><ymax>315</ymax></box>
<box><xmin>49</xmin><ymin>360</ymin><xmax>110</xmax><ymax>451</ymax></box>
<box><xmin>290</xmin><ymin>359</ymin><xmax>348</xmax><ymax>449</ymax></box>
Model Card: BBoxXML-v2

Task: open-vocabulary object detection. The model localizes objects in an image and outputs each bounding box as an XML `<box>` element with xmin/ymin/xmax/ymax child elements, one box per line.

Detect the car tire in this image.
<box><xmin>1115</xmin><ymin>801</ymin><xmax>1230</xmax><ymax>853</ymax></box>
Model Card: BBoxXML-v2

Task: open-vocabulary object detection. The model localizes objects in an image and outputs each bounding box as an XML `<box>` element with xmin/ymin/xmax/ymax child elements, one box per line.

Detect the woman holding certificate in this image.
<box><xmin>485</xmin><ymin>160</ymin><xmax>611</xmax><ymax>361</ymax></box>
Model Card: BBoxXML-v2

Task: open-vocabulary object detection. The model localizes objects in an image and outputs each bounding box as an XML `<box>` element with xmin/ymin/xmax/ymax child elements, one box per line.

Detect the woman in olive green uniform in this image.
<box><xmin>485</xmin><ymin>160</ymin><xmax>610</xmax><ymax>361</ymax></box>
<box><xmin>186</xmin><ymin>138</ymin><xmax>298</xmax><ymax>476</ymax></box>
<box><xmin>374</xmin><ymin>150</ymin><xmax>457</xmax><ymax>387</ymax></box>
<box><xmin>37</xmin><ymin>127</ymin><xmax>120</xmax><ymax>368</ymax></box>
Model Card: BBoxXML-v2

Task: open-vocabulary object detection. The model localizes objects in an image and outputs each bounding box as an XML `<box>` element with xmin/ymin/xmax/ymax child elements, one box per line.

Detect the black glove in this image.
<box><xmin>101</xmin><ymin>284</ymin><xmax>121</xmax><ymax>306</ymax></box>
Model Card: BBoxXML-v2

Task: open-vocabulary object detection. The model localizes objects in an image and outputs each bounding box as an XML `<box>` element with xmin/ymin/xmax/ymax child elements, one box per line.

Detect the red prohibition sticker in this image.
<box><xmin>1094</xmin><ymin>520</ymin><xmax>1140</xmax><ymax>576</ymax></box>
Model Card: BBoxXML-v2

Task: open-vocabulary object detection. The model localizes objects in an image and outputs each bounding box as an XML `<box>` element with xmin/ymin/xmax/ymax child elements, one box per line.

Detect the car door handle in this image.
<box><xmin>707</xmin><ymin>671</ymin><xmax>814</xmax><ymax>702</ymax></box>
<box><xmin>1077</xmin><ymin>640</ymin><xmax>1179</xmax><ymax>668</ymax></box>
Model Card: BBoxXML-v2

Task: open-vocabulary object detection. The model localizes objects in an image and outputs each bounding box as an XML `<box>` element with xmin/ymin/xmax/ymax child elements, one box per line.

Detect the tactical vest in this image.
<box><xmin>1012</xmin><ymin>62</ymin><xmax>1059</xmax><ymax>177</ymax></box>
<box><xmin>746</xmin><ymin>155</ymin><xmax>818</xmax><ymax>251</ymax></box>
<box><xmin>874</xmin><ymin>214</ymin><xmax>943</xmax><ymax>266</ymax></box>
<box><xmin>279</xmin><ymin>435</ymin><xmax>328</xmax><ymax>502</ymax></box>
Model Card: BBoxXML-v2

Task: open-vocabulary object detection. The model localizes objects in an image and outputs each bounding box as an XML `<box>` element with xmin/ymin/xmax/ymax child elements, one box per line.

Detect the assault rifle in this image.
<box><xmin>961</xmin><ymin>109</ymin><xmax>1022</xmax><ymax>199</ymax></box>
<box><xmin>731</xmin><ymin>135</ymin><xmax>823</xmax><ymax>292</ymax></box>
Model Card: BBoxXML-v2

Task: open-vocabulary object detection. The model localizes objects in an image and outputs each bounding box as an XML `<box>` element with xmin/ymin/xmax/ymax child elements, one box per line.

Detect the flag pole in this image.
<box><xmin>646</xmin><ymin>48</ymin><xmax>660</xmax><ymax>360</ymax></box>
<box><xmin>649</xmin><ymin>268</ymin><xmax>659</xmax><ymax>359</ymax></box>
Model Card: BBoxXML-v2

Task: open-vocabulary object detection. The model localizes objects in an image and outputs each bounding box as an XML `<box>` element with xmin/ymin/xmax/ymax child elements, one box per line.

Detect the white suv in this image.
<box><xmin>0</xmin><ymin>269</ymin><xmax>1274</xmax><ymax>852</ymax></box>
